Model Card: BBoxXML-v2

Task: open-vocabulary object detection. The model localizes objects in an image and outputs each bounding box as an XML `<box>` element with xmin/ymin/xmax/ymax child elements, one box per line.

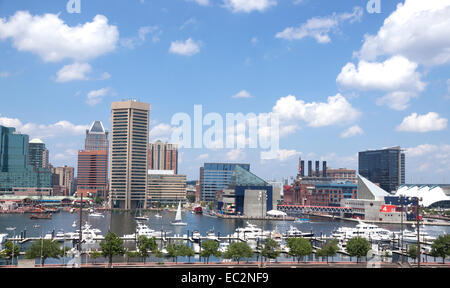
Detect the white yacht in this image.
<box><xmin>89</xmin><ymin>212</ymin><xmax>105</xmax><ymax>218</ymax></box>
<box><xmin>232</xmin><ymin>222</ymin><xmax>271</xmax><ymax>240</ymax></box>
<box><xmin>396</xmin><ymin>228</ymin><xmax>436</xmax><ymax>243</ymax></box>
<box><xmin>331</xmin><ymin>219</ymin><xmax>393</xmax><ymax>242</ymax></box>
<box><xmin>205</xmin><ymin>229</ymin><xmax>219</xmax><ymax>241</ymax></box>
<box><xmin>123</xmin><ymin>222</ymin><xmax>170</xmax><ymax>239</ymax></box>
<box><xmin>284</xmin><ymin>226</ymin><xmax>314</xmax><ymax>238</ymax></box>
<box><xmin>61</xmin><ymin>222</ymin><xmax>104</xmax><ymax>242</ymax></box>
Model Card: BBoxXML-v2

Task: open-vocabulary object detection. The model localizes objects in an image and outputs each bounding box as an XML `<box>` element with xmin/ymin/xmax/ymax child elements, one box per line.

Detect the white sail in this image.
<box><xmin>175</xmin><ymin>201</ymin><xmax>182</xmax><ymax>221</ymax></box>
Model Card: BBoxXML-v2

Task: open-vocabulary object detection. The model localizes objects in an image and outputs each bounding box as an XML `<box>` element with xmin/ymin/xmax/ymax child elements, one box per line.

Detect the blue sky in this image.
<box><xmin>0</xmin><ymin>0</ymin><xmax>449</xmax><ymax>184</ymax></box>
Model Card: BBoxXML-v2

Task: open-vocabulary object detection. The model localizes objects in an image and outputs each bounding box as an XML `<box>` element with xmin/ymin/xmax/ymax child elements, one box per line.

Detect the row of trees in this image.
<box><xmin>2</xmin><ymin>233</ymin><xmax>449</xmax><ymax>266</ymax></box>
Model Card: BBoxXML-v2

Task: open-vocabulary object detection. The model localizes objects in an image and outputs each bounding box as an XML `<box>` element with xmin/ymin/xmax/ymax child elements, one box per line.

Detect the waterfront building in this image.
<box><xmin>359</xmin><ymin>146</ymin><xmax>405</xmax><ymax>193</ymax></box>
<box><xmin>148</xmin><ymin>141</ymin><xmax>178</xmax><ymax>173</ymax></box>
<box><xmin>28</xmin><ymin>138</ymin><xmax>49</xmax><ymax>169</ymax></box>
<box><xmin>0</xmin><ymin>125</ymin><xmax>51</xmax><ymax>194</ymax></box>
<box><xmin>216</xmin><ymin>165</ymin><xmax>273</xmax><ymax>217</ymax></box>
<box><xmin>199</xmin><ymin>163</ymin><xmax>250</xmax><ymax>202</ymax></box>
<box><xmin>313</xmin><ymin>168</ymin><xmax>356</xmax><ymax>184</ymax></box>
<box><xmin>85</xmin><ymin>120</ymin><xmax>109</xmax><ymax>151</ymax></box>
<box><xmin>51</xmin><ymin>166</ymin><xmax>74</xmax><ymax>196</ymax></box>
<box><xmin>340</xmin><ymin>175</ymin><xmax>419</xmax><ymax>222</ymax></box>
<box><xmin>76</xmin><ymin>120</ymin><xmax>109</xmax><ymax>199</ymax></box>
<box><xmin>110</xmin><ymin>100</ymin><xmax>150</xmax><ymax>210</ymax></box>
<box><xmin>147</xmin><ymin>170</ymin><xmax>186</xmax><ymax>206</ymax></box>
<box><xmin>310</xmin><ymin>181</ymin><xmax>357</xmax><ymax>207</ymax></box>
<box><xmin>76</xmin><ymin>150</ymin><xmax>108</xmax><ymax>198</ymax></box>
<box><xmin>393</xmin><ymin>184</ymin><xmax>450</xmax><ymax>208</ymax></box>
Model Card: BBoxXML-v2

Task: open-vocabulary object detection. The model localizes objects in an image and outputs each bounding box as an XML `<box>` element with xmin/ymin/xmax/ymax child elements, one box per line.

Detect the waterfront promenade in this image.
<box><xmin>2</xmin><ymin>260</ymin><xmax>449</xmax><ymax>268</ymax></box>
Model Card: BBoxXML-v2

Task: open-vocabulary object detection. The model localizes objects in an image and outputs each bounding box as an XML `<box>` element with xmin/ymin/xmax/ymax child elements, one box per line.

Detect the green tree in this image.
<box><xmin>178</xmin><ymin>244</ymin><xmax>195</xmax><ymax>263</ymax></box>
<box><xmin>166</xmin><ymin>242</ymin><xmax>182</xmax><ymax>263</ymax></box>
<box><xmin>99</xmin><ymin>232</ymin><xmax>125</xmax><ymax>267</ymax></box>
<box><xmin>200</xmin><ymin>240</ymin><xmax>221</xmax><ymax>264</ymax></box>
<box><xmin>345</xmin><ymin>237</ymin><xmax>371</xmax><ymax>263</ymax></box>
<box><xmin>408</xmin><ymin>245</ymin><xmax>418</xmax><ymax>263</ymax></box>
<box><xmin>90</xmin><ymin>249</ymin><xmax>102</xmax><ymax>264</ymax></box>
<box><xmin>186</xmin><ymin>195</ymin><xmax>196</xmax><ymax>203</ymax></box>
<box><xmin>262</xmin><ymin>238</ymin><xmax>280</xmax><ymax>263</ymax></box>
<box><xmin>137</xmin><ymin>235</ymin><xmax>158</xmax><ymax>264</ymax></box>
<box><xmin>286</xmin><ymin>238</ymin><xmax>313</xmax><ymax>263</ymax></box>
<box><xmin>94</xmin><ymin>196</ymin><xmax>104</xmax><ymax>206</ymax></box>
<box><xmin>324</xmin><ymin>239</ymin><xmax>339</xmax><ymax>263</ymax></box>
<box><xmin>25</xmin><ymin>239</ymin><xmax>62</xmax><ymax>266</ymax></box>
<box><xmin>223</xmin><ymin>242</ymin><xmax>254</xmax><ymax>264</ymax></box>
<box><xmin>3</xmin><ymin>241</ymin><xmax>20</xmax><ymax>265</ymax></box>
<box><xmin>125</xmin><ymin>249</ymin><xmax>139</xmax><ymax>264</ymax></box>
<box><xmin>431</xmin><ymin>234</ymin><xmax>450</xmax><ymax>264</ymax></box>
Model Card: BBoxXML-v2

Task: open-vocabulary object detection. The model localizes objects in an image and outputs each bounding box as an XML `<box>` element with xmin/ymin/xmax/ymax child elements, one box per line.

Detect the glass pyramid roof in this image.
<box><xmin>228</xmin><ymin>165</ymin><xmax>269</xmax><ymax>188</ymax></box>
<box><xmin>89</xmin><ymin>121</ymin><xmax>106</xmax><ymax>134</ymax></box>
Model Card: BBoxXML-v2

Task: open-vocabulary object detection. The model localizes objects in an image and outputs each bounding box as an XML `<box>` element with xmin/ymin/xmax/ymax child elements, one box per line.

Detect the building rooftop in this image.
<box><xmin>29</xmin><ymin>138</ymin><xmax>44</xmax><ymax>144</ymax></box>
<box><xmin>228</xmin><ymin>165</ymin><xmax>269</xmax><ymax>188</ymax></box>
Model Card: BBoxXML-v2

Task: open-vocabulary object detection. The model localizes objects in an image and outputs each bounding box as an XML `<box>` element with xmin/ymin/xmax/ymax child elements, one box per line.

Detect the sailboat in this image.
<box><xmin>171</xmin><ymin>201</ymin><xmax>187</xmax><ymax>226</ymax></box>
<box><xmin>135</xmin><ymin>203</ymin><xmax>149</xmax><ymax>221</ymax></box>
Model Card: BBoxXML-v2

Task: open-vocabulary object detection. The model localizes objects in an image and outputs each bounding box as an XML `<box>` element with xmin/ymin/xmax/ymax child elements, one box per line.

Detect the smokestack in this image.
<box><xmin>315</xmin><ymin>161</ymin><xmax>319</xmax><ymax>178</ymax></box>
<box><xmin>323</xmin><ymin>161</ymin><xmax>327</xmax><ymax>177</ymax></box>
<box><xmin>308</xmin><ymin>161</ymin><xmax>312</xmax><ymax>177</ymax></box>
<box><xmin>298</xmin><ymin>157</ymin><xmax>302</xmax><ymax>176</ymax></box>
<box><xmin>301</xmin><ymin>161</ymin><xmax>305</xmax><ymax>177</ymax></box>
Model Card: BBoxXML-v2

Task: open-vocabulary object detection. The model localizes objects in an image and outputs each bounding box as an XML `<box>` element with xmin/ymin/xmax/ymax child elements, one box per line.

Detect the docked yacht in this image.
<box><xmin>232</xmin><ymin>222</ymin><xmax>271</xmax><ymax>240</ymax></box>
<box><xmin>205</xmin><ymin>228</ymin><xmax>219</xmax><ymax>241</ymax></box>
<box><xmin>123</xmin><ymin>222</ymin><xmax>170</xmax><ymax>239</ymax></box>
<box><xmin>284</xmin><ymin>226</ymin><xmax>314</xmax><ymax>238</ymax></box>
<box><xmin>331</xmin><ymin>219</ymin><xmax>393</xmax><ymax>242</ymax></box>
<box><xmin>396</xmin><ymin>228</ymin><xmax>436</xmax><ymax>243</ymax></box>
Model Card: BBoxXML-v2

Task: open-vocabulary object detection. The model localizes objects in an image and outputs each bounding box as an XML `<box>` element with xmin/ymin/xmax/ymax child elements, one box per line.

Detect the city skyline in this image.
<box><xmin>0</xmin><ymin>0</ymin><xmax>449</xmax><ymax>183</ymax></box>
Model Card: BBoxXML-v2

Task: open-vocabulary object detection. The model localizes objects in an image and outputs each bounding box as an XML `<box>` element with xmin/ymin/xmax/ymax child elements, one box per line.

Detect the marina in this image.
<box><xmin>1</xmin><ymin>209</ymin><xmax>449</xmax><ymax>265</ymax></box>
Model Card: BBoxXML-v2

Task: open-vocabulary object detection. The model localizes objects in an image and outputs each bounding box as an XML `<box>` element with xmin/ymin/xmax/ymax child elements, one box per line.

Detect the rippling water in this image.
<box><xmin>1</xmin><ymin>210</ymin><xmax>449</xmax><ymax>265</ymax></box>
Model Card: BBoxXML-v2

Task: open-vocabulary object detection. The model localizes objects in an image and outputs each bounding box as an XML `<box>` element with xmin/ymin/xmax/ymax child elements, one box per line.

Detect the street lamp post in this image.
<box><xmin>416</xmin><ymin>197</ymin><xmax>422</xmax><ymax>268</ymax></box>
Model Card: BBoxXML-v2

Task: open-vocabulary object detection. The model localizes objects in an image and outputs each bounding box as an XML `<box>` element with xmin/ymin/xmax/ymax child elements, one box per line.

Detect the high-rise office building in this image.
<box><xmin>85</xmin><ymin>121</ymin><xmax>109</xmax><ymax>151</ymax></box>
<box><xmin>110</xmin><ymin>100</ymin><xmax>150</xmax><ymax>210</ymax></box>
<box><xmin>77</xmin><ymin>120</ymin><xmax>109</xmax><ymax>198</ymax></box>
<box><xmin>199</xmin><ymin>163</ymin><xmax>250</xmax><ymax>202</ymax></box>
<box><xmin>358</xmin><ymin>146</ymin><xmax>405</xmax><ymax>193</ymax></box>
<box><xmin>147</xmin><ymin>170</ymin><xmax>186</xmax><ymax>205</ymax></box>
<box><xmin>51</xmin><ymin>166</ymin><xmax>74</xmax><ymax>196</ymax></box>
<box><xmin>148</xmin><ymin>141</ymin><xmax>178</xmax><ymax>174</ymax></box>
<box><xmin>28</xmin><ymin>138</ymin><xmax>49</xmax><ymax>169</ymax></box>
<box><xmin>0</xmin><ymin>125</ymin><xmax>51</xmax><ymax>194</ymax></box>
<box><xmin>77</xmin><ymin>150</ymin><xmax>108</xmax><ymax>198</ymax></box>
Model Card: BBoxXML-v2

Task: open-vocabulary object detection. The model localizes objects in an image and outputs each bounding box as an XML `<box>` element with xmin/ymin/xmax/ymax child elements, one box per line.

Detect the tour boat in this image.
<box><xmin>171</xmin><ymin>201</ymin><xmax>187</xmax><ymax>226</ymax></box>
<box><xmin>30</xmin><ymin>213</ymin><xmax>52</xmax><ymax>220</ymax></box>
<box><xmin>89</xmin><ymin>212</ymin><xmax>105</xmax><ymax>218</ymax></box>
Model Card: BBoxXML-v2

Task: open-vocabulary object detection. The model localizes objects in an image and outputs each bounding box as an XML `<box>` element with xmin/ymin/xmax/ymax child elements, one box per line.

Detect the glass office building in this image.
<box><xmin>358</xmin><ymin>146</ymin><xmax>405</xmax><ymax>193</ymax></box>
<box><xmin>0</xmin><ymin>125</ymin><xmax>51</xmax><ymax>193</ymax></box>
<box><xmin>199</xmin><ymin>163</ymin><xmax>250</xmax><ymax>202</ymax></box>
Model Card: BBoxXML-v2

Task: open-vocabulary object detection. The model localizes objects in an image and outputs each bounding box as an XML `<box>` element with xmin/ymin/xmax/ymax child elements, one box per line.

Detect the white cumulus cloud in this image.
<box><xmin>223</xmin><ymin>0</ymin><xmax>277</xmax><ymax>13</ymax></box>
<box><xmin>276</xmin><ymin>7</ymin><xmax>363</xmax><ymax>43</ymax></box>
<box><xmin>340</xmin><ymin>125</ymin><xmax>364</xmax><ymax>138</ymax></box>
<box><xmin>232</xmin><ymin>90</ymin><xmax>252</xmax><ymax>99</ymax></box>
<box><xmin>55</xmin><ymin>62</ymin><xmax>92</xmax><ymax>83</ymax></box>
<box><xmin>169</xmin><ymin>38</ymin><xmax>201</xmax><ymax>56</ymax></box>
<box><xmin>86</xmin><ymin>87</ymin><xmax>112</xmax><ymax>106</ymax></box>
<box><xmin>357</xmin><ymin>0</ymin><xmax>450</xmax><ymax>66</ymax></box>
<box><xmin>396</xmin><ymin>112</ymin><xmax>448</xmax><ymax>133</ymax></box>
<box><xmin>0</xmin><ymin>11</ymin><xmax>119</xmax><ymax>63</ymax></box>
<box><xmin>272</xmin><ymin>93</ymin><xmax>360</xmax><ymax>128</ymax></box>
